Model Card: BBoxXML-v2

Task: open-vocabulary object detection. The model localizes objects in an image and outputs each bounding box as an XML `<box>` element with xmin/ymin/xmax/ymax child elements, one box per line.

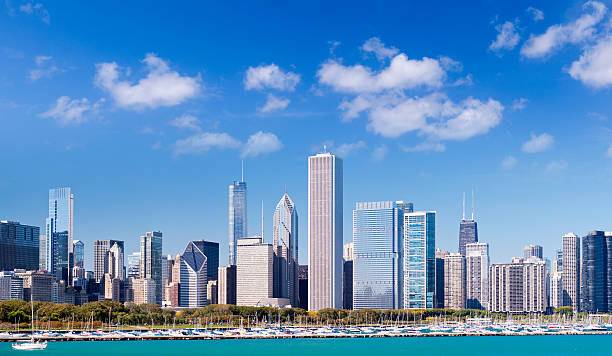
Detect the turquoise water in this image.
<box><xmin>1</xmin><ymin>335</ymin><xmax>610</xmax><ymax>355</ymax></box>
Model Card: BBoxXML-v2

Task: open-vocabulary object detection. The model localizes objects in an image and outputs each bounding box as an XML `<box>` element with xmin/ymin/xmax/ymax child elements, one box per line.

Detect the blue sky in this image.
<box><xmin>2</xmin><ymin>1</ymin><xmax>612</xmax><ymax>270</ymax></box>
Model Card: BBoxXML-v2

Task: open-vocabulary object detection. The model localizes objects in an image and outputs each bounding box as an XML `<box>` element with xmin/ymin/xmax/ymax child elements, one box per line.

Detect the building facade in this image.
<box><xmin>229</xmin><ymin>175</ymin><xmax>247</xmax><ymax>266</ymax></box>
<box><xmin>444</xmin><ymin>253</ymin><xmax>466</xmax><ymax>310</ymax></box>
<box><xmin>524</xmin><ymin>245</ymin><xmax>543</xmax><ymax>260</ymax></box>
<box><xmin>489</xmin><ymin>259</ymin><xmax>548</xmax><ymax>313</ymax></box>
<box><xmin>580</xmin><ymin>231</ymin><xmax>612</xmax><ymax>313</ymax></box>
<box><xmin>435</xmin><ymin>249</ymin><xmax>449</xmax><ymax>308</ymax></box>
<box><xmin>308</xmin><ymin>152</ymin><xmax>343</xmax><ymax>311</ymax></box>
<box><xmin>0</xmin><ymin>221</ymin><xmax>39</xmax><ymax>271</ymax></box>
<box><xmin>217</xmin><ymin>264</ymin><xmax>237</xmax><ymax>305</ymax></box>
<box><xmin>0</xmin><ymin>272</ymin><xmax>24</xmax><ymax>301</ymax></box>
<box><xmin>403</xmin><ymin>211</ymin><xmax>436</xmax><ymax>309</ymax></box>
<box><xmin>272</xmin><ymin>193</ymin><xmax>299</xmax><ymax>306</ymax></box>
<box><xmin>179</xmin><ymin>241</ymin><xmax>208</xmax><ymax>308</ymax></box>
<box><xmin>140</xmin><ymin>231</ymin><xmax>163</xmax><ymax>305</ymax></box>
<box><xmin>236</xmin><ymin>237</ymin><xmax>273</xmax><ymax>306</ymax></box>
<box><xmin>73</xmin><ymin>240</ymin><xmax>84</xmax><ymax>268</ymax></box>
<box><xmin>94</xmin><ymin>240</ymin><xmax>125</xmax><ymax>281</ymax></box>
<box><xmin>466</xmin><ymin>242</ymin><xmax>489</xmax><ymax>310</ymax></box>
<box><xmin>352</xmin><ymin>201</ymin><xmax>412</xmax><ymax>310</ymax></box>
<box><xmin>562</xmin><ymin>232</ymin><xmax>580</xmax><ymax>312</ymax></box>
<box><xmin>46</xmin><ymin>187</ymin><xmax>74</xmax><ymax>282</ymax></box>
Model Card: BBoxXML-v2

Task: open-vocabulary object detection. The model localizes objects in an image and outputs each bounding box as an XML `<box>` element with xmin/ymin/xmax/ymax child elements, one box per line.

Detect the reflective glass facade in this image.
<box><xmin>140</xmin><ymin>231</ymin><xmax>163</xmax><ymax>304</ymax></box>
<box><xmin>581</xmin><ymin>231</ymin><xmax>612</xmax><ymax>313</ymax></box>
<box><xmin>458</xmin><ymin>219</ymin><xmax>477</xmax><ymax>256</ymax></box>
<box><xmin>0</xmin><ymin>221</ymin><xmax>40</xmax><ymax>270</ymax></box>
<box><xmin>352</xmin><ymin>201</ymin><xmax>412</xmax><ymax>310</ymax></box>
<box><xmin>272</xmin><ymin>193</ymin><xmax>299</xmax><ymax>306</ymax></box>
<box><xmin>46</xmin><ymin>187</ymin><xmax>73</xmax><ymax>281</ymax></box>
<box><xmin>73</xmin><ymin>240</ymin><xmax>84</xmax><ymax>267</ymax></box>
<box><xmin>228</xmin><ymin>180</ymin><xmax>247</xmax><ymax>265</ymax></box>
<box><xmin>403</xmin><ymin>211</ymin><xmax>435</xmax><ymax>309</ymax></box>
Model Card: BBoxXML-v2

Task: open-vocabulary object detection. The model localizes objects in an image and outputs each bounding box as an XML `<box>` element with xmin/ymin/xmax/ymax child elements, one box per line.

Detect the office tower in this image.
<box><xmin>39</xmin><ymin>234</ymin><xmax>46</xmax><ymax>271</ymax></box>
<box><xmin>94</xmin><ymin>240</ymin><xmax>125</xmax><ymax>281</ymax></box>
<box><xmin>444</xmin><ymin>253</ymin><xmax>466</xmax><ymax>310</ymax></box>
<box><xmin>298</xmin><ymin>265</ymin><xmax>308</xmax><ymax>309</ymax></box>
<box><xmin>524</xmin><ymin>245</ymin><xmax>544</xmax><ymax>260</ymax></box>
<box><xmin>343</xmin><ymin>243</ymin><xmax>354</xmax><ymax>310</ymax></box>
<box><xmin>580</xmin><ymin>231</ymin><xmax>612</xmax><ymax>313</ymax></box>
<box><xmin>489</xmin><ymin>259</ymin><xmax>548</xmax><ymax>313</ymax></box>
<box><xmin>562</xmin><ymin>232</ymin><xmax>580</xmax><ymax>311</ymax></box>
<box><xmin>207</xmin><ymin>280</ymin><xmax>218</xmax><ymax>305</ymax></box>
<box><xmin>17</xmin><ymin>271</ymin><xmax>54</xmax><ymax>302</ymax></box>
<box><xmin>466</xmin><ymin>242</ymin><xmax>489</xmax><ymax>309</ymax></box>
<box><xmin>161</xmin><ymin>255</ymin><xmax>168</xmax><ymax>290</ymax></box>
<box><xmin>126</xmin><ymin>252</ymin><xmax>141</xmax><ymax>278</ymax></box>
<box><xmin>165</xmin><ymin>254</ymin><xmax>174</xmax><ymax>283</ymax></box>
<box><xmin>140</xmin><ymin>231</ymin><xmax>163</xmax><ymax>305</ymax></box>
<box><xmin>458</xmin><ymin>192</ymin><xmax>477</xmax><ymax>256</ymax></box>
<box><xmin>228</xmin><ymin>164</ymin><xmax>247</xmax><ymax>266</ymax></box>
<box><xmin>403</xmin><ymin>211</ymin><xmax>436</xmax><ymax>309</ymax></box>
<box><xmin>132</xmin><ymin>278</ymin><xmax>156</xmax><ymax>305</ymax></box>
<box><xmin>352</xmin><ymin>201</ymin><xmax>412</xmax><ymax>310</ymax></box>
<box><xmin>103</xmin><ymin>274</ymin><xmax>120</xmax><ymax>301</ymax></box>
<box><xmin>217</xmin><ymin>264</ymin><xmax>237</xmax><ymax>304</ymax></box>
<box><xmin>0</xmin><ymin>271</ymin><xmax>24</xmax><ymax>301</ymax></box>
<box><xmin>308</xmin><ymin>152</ymin><xmax>343</xmax><ymax>311</ymax></box>
<box><xmin>178</xmin><ymin>241</ymin><xmax>208</xmax><ymax>307</ymax></box>
<box><xmin>272</xmin><ymin>192</ymin><xmax>299</xmax><ymax>306</ymax></box>
<box><xmin>46</xmin><ymin>187</ymin><xmax>74</xmax><ymax>281</ymax></box>
<box><xmin>194</xmin><ymin>240</ymin><xmax>219</xmax><ymax>282</ymax></box>
<box><xmin>344</xmin><ymin>242</ymin><xmax>354</xmax><ymax>261</ymax></box>
<box><xmin>435</xmin><ymin>250</ymin><xmax>449</xmax><ymax>308</ymax></box>
<box><xmin>550</xmin><ymin>272</ymin><xmax>563</xmax><ymax>308</ymax></box>
<box><xmin>236</xmin><ymin>237</ymin><xmax>273</xmax><ymax>306</ymax></box>
<box><xmin>73</xmin><ymin>240</ymin><xmax>84</xmax><ymax>268</ymax></box>
<box><xmin>0</xmin><ymin>220</ymin><xmax>40</xmax><ymax>270</ymax></box>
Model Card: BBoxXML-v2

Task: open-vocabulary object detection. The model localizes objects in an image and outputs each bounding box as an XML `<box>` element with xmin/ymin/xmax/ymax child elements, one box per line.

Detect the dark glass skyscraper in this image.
<box><xmin>581</xmin><ymin>231</ymin><xmax>612</xmax><ymax>313</ymax></box>
<box><xmin>0</xmin><ymin>221</ymin><xmax>40</xmax><ymax>270</ymax></box>
<box><xmin>458</xmin><ymin>192</ymin><xmax>478</xmax><ymax>256</ymax></box>
<box><xmin>191</xmin><ymin>240</ymin><xmax>219</xmax><ymax>281</ymax></box>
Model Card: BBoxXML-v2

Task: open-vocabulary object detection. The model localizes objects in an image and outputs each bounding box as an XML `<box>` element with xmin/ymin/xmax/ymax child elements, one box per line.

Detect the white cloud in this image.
<box><xmin>402</xmin><ymin>141</ymin><xmax>446</xmax><ymax>152</ymax></box>
<box><xmin>317</xmin><ymin>54</ymin><xmax>446</xmax><ymax>93</ymax></box>
<box><xmin>95</xmin><ymin>53</ymin><xmax>201</xmax><ymax>110</ymax></box>
<box><xmin>361</xmin><ymin>37</ymin><xmax>399</xmax><ymax>60</ymax></box>
<box><xmin>512</xmin><ymin>97</ymin><xmax>529</xmax><ymax>110</ymax></box>
<box><xmin>439</xmin><ymin>56</ymin><xmax>463</xmax><ymax>72</ymax></box>
<box><xmin>259</xmin><ymin>94</ymin><xmax>290</xmax><ymax>113</ymax></box>
<box><xmin>29</xmin><ymin>55</ymin><xmax>63</xmax><ymax>81</ymax></box>
<box><xmin>19</xmin><ymin>2</ymin><xmax>50</xmax><ymax>24</ymax></box>
<box><xmin>489</xmin><ymin>21</ymin><xmax>521</xmax><ymax>52</ymax></box>
<box><xmin>521</xmin><ymin>1</ymin><xmax>607</xmax><ymax>58</ymax></box>
<box><xmin>568</xmin><ymin>34</ymin><xmax>612</xmax><ymax>88</ymax></box>
<box><xmin>241</xmin><ymin>131</ymin><xmax>283</xmax><ymax>158</ymax></box>
<box><xmin>335</xmin><ymin>141</ymin><xmax>367</xmax><ymax>158</ymax></box>
<box><xmin>501</xmin><ymin>155</ymin><xmax>518</xmax><ymax>169</ymax></box>
<box><xmin>546</xmin><ymin>160</ymin><xmax>568</xmax><ymax>172</ymax></box>
<box><xmin>169</xmin><ymin>114</ymin><xmax>201</xmax><ymax>131</ymax></box>
<box><xmin>39</xmin><ymin>96</ymin><xmax>104</xmax><ymax>125</ymax></box>
<box><xmin>527</xmin><ymin>7</ymin><xmax>544</xmax><ymax>21</ymax></box>
<box><xmin>174</xmin><ymin>132</ymin><xmax>241</xmax><ymax>155</ymax></box>
<box><xmin>522</xmin><ymin>133</ymin><xmax>554</xmax><ymax>153</ymax></box>
<box><xmin>244</xmin><ymin>64</ymin><xmax>300</xmax><ymax>91</ymax></box>
<box><xmin>606</xmin><ymin>144</ymin><xmax>612</xmax><ymax>157</ymax></box>
<box><xmin>371</xmin><ymin>145</ymin><xmax>388</xmax><ymax>161</ymax></box>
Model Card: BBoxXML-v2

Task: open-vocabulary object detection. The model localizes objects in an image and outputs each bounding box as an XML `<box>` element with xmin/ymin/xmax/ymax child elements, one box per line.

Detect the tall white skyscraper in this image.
<box><xmin>236</xmin><ymin>237</ymin><xmax>273</xmax><ymax>306</ymax></box>
<box><xmin>562</xmin><ymin>232</ymin><xmax>580</xmax><ymax>312</ymax></box>
<box><xmin>228</xmin><ymin>164</ymin><xmax>247</xmax><ymax>266</ymax></box>
<box><xmin>466</xmin><ymin>242</ymin><xmax>489</xmax><ymax>310</ymax></box>
<box><xmin>444</xmin><ymin>253</ymin><xmax>466</xmax><ymax>310</ymax></box>
<box><xmin>46</xmin><ymin>187</ymin><xmax>74</xmax><ymax>281</ymax></box>
<box><xmin>308</xmin><ymin>152</ymin><xmax>343</xmax><ymax>311</ymax></box>
<box><xmin>272</xmin><ymin>192</ymin><xmax>298</xmax><ymax>306</ymax></box>
<box><xmin>403</xmin><ymin>211</ymin><xmax>436</xmax><ymax>309</ymax></box>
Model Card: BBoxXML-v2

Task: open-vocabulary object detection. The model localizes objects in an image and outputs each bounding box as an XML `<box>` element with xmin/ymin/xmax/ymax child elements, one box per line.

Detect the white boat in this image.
<box><xmin>12</xmin><ymin>299</ymin><xmax>47</xmax><ymax>351</ymax></box>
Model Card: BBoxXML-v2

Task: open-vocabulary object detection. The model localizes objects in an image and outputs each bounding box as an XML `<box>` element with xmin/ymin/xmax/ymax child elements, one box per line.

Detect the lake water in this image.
<box><xmin>2</xmin><ymin>335</ymin><xmax>610</xmax><ymax>355</ymax></box>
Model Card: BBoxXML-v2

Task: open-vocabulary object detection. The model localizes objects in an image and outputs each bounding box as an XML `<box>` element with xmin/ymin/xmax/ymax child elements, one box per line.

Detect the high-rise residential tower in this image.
<box><xmin>562</xmin><ymin>232</ymin><xmax>580</xmax><ymax>312</ymax></box>
<box><xmin>228</xmin><ymin>164</ymin><xmax>247</xmax><ymax>266</ymax></box>
<box><xmin>435</xmin><ymin>249</ymin><xmax>449</xmax><ymax>308</ymax></box>
<box><xmin>458</xmin><ymin>192</ymin><xmax>477</xmax><ymax>256</ymax></box>
<box><xmin>272</xmin><ymin>192</ymin><xmax>299</xmax><ymax>306</ymax></box>
<box><xmin>0</xmin><ymin>221</ymin><xmax>39</xmax><ymax>271</ymax></box>
<box><xmin>140</xmin><ymin>231</ymin><xmax>163</xmax><ymax>305</ymax></box>
<box><xmin>352</xmin><ymin>201</ymin><xmax>412</xmax><ymax>310</ymax></box>
<box><xmin>308</xmin><ymin>152</ymin><xmax>343</xmax><ymax>311</ymax></box>
<box><xmin>465</xmin><ymin>242</ymin><xmax>489</xmax><ymax>310</ymax></box>
<box><xmin>444</xmin><ymin>253</ymin><xmax>466</xmax><ymax>310</ymax></box>
<box><xmin>403</xmin><ymin>211</ymin><xmax>436</xmax><ymax>309</ymax></box>
<box><xmin>94</xmin><ymin>240</ymin><xmax>125</xmax><ymax>281</ymax></box>
<box><xmin>524</xmin><ymin>245</ymin><xmax>544</xmax><ymax>260</ymax></box>
<box><xmin>580</xmin><ymin>231</ymin><xmax>612</xmax><ymax>313</ymax></box>
<box><xmin>46</xmin><ymin>187</ymin><xmax>74</xmax><ymax>281</ymax></box>
<box><xmin>73</xmin><ymin>240</ymin><xmax>84</xmax><ymax>268</ymax></box>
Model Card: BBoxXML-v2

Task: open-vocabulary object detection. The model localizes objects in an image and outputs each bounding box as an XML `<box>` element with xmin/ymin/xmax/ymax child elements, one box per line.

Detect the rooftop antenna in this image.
<box><xmin>261</xmin><ymin>200</ymin><xmax>264</xmax><ymax>241</ymax></box>
<box><xmin>471</xmin><ymin>189</ymin><xmax>475</xmax><ymax>220</ymax></box>
<box><xmin>284</xmin><ymin>184</ymin><xmax>287</xmax><ymax>195</ymax></box>
<box><xmin>462</xmin><ymin>192</ymin><xmax>466</xmax><ymax>221</ymax></box>
<box><xmin>323</xmin><ymin>144</ymin><xmax>327</xmax><ymax>153</ymax></box>
<box><xmin>241</xmin><ymin>160</ymin><xmax>244</xmax><ymax>182</ymax></box>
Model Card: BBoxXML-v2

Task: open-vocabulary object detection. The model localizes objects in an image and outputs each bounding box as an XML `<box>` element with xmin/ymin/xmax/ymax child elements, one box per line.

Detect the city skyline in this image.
<box><xmin>4</xmin><ymin>1</ymin><xmax>612</xmax><ymax>271</ymax></box>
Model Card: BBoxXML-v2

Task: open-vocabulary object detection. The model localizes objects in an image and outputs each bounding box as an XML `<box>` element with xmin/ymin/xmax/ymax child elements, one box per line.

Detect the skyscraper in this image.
<box><xmin>228</xmin><ymin>164</ymin><xmax>247</xmax><ymax>266</ymax></box>
<box><xmin>0</xmin><ymin>221</ymin><xmax>39</xmax><ymax>271</ymax></box>
<box><xmin>94</xmin><ymin>240</ymin><xmax>125</xmax><ymax>281</ymax></box>
<box><xmin>465</xmin><ymin>242</ymin><xmax>489</xmax><ymax>310</ymax></box>
<box><xmin>444</xmin><ymin>253</ymin><xmax>466</xmax><ymax>310</ymax></box>
<box><xmin>179</xmin><ymin>241</ymin><xmax>208</xmax><ymax>307</ymax></box>
<box><xmin>73</xmin><ymin>240</ymin><xmax>84</xmax><ymax>268</ymax></box>
<box><xmin>435</xmin><ymin>249</ymin><xmax>449</xmax><ymax>308</ymax></box>
<box><xmin>403</xmin><ymin>211</ymin><xmax>436</xmax><ymax>309</ymax></box>
<box><xmin>580</xmin><ymin>231</ymin><xmax>612</xmax><ymax>313</ymax></box>
<box><xmin>190</xmin><ymin>240</ymin><xmax>219</xmax><ymax>282</ymax></box>
<box><xmin>489</xmin><ymin>258</ymin><xmax>548</xmax><ymax>313</ymax></box>
<box><xmin>458</xmin><ymin>192</ymin><xmax>477</xmax><ymax>256</ymax></box>
<box><xmin>217</xmin><ymin>264</ymin><xmax>237</xmax><ymax>304</ymax></box>
<box><xmin>126</xmin><ymin>252</ymin><xmax>141</xmax><ymax>279</ymax></box>
<box><xmin>46</xmin><ymin>187</ymin><xmax>74</xmax><ymax>281</ymax></box>
<box><xmin>140</xmin><ymin>231</ymin><xmax>163</xmax><ymax>305</ymax></box>
<box><xmin>562</xmin><ymin>232</ymin><xmax>580</xmax><ymax>312</ymax></box>
<box><xmin>308</xmin><ymin>152</ymin><xmax>343</xmax><ymax>311</ymax></box>
<box><xmin>236</xmin><ymin>237</ymin><xmax>273</xmax><ymax>306</ymax></box>
<box><xmin>39</xmin><ymin>235</ymin><xmax>46</xmax><ymax>271</ymax></box>
<box><xmin>352</xmin><ymin>201</ymin><xmax>412</xmax><ymax>310</ymax></box>
<box><xmin>272</xmin><ymin>192</ymin><xmax>298</xmax><ymax>306</ymax></box>
<box><xmin>524</xmin><ymin>245</ymin><xmax>543</xmax><ymax>260</ymax></box>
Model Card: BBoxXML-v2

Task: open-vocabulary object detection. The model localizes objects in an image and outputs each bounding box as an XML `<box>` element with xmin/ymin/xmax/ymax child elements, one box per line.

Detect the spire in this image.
<box><xmin>462</xmin><ymin>192</ymin><xmax>466</xmax><ymax>220</ymax></box>
<box><xmin>261</xmin><ymin>200</ymin><xmax>264</xmax><ymax>241</ymax></box>
<box><xmin>284</xmin><ymin>184</ymin><xmax>287</xmax><ymax>195</ymax></box>
<box><xmin>471</xmin><ymin>189</ymin><xmax>475</xmax><ymax>220</ymax></box>
<box><xmin>241</xmin><ymin>160</ymin><xmax>244</xmax><ymax>182</ymax></box>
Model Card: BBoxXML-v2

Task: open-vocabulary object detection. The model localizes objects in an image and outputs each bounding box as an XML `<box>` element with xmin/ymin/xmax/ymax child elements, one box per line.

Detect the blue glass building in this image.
<box><xmin>228</xmin><ymin>179</ymin><xmax>247</xmax><ymax>266</ymax></box>
<box><xmin>0</xmin><ymin>221</ymin><xmax>40</xmax><ymax>270</ymax></box>
<box><xmin>352</xmin><ymin>201</ymin><xmax>413</xmax><ymax>310</ymax></box>
<box><xmin>46</xmin><ymin>187</ymin><xmax>73</xmax><ymax>281</ymax></box>
<box><xmin>403</xmin><ymin>211</ymin><xmax>436</xmax><ymax>309</ymax></box>
<box><xmin>581</xmin><ymin>231</ymin><xmax>612</xmax><ymax>313</ymax></box>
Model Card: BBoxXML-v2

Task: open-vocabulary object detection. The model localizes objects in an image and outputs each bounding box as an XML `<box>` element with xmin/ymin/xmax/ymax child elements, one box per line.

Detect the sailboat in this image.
<box><xmin>12</xmin><ymin>299</ymin><xmax>47</xmax><ymax>350</ymax></box>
